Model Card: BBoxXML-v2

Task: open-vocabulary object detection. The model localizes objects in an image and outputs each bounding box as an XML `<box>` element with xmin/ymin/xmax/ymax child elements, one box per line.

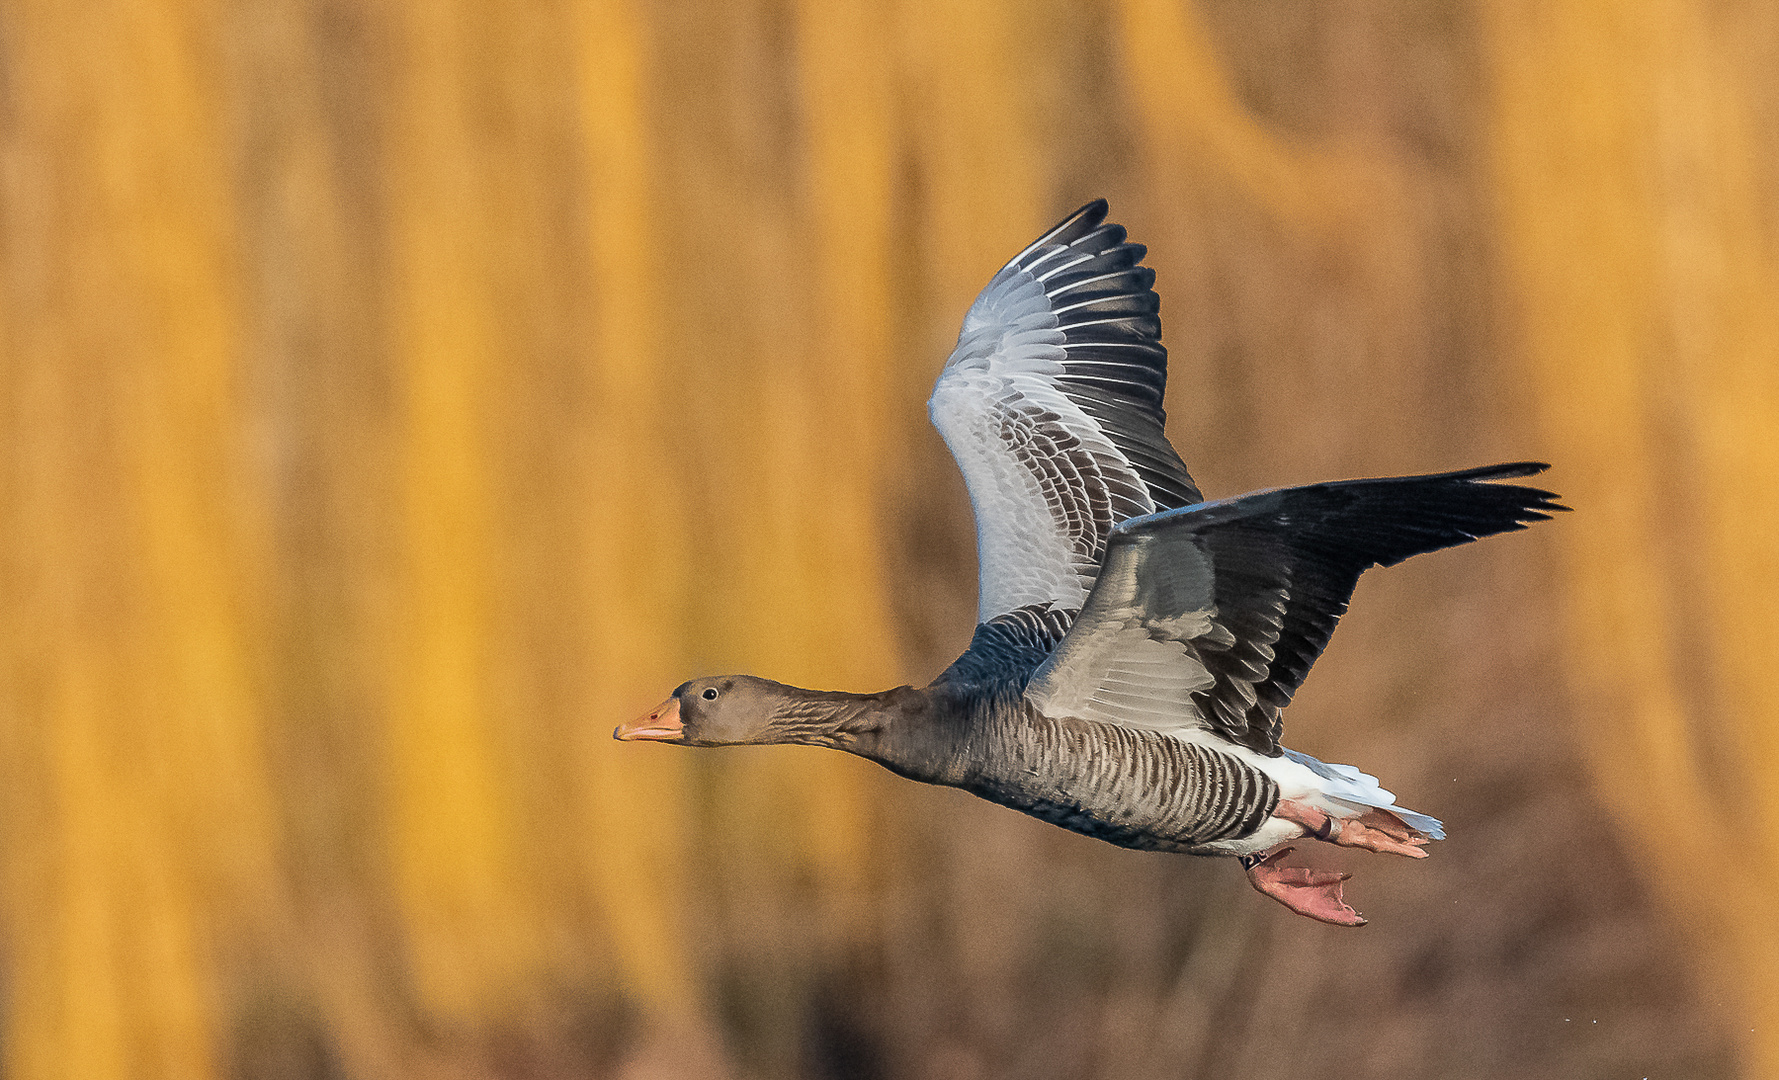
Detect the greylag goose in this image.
<box><xmin>617</xmin><ymin>201</ymin><xmax>1563</xmax><ymax>926</ymax></box>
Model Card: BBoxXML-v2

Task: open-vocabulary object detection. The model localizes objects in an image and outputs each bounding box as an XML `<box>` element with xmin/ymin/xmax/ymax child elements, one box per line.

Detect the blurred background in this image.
<box><xmin>2</xmin><ymin>1</ymin><xmax>1776</xmax><ymax>1077</ymax></box>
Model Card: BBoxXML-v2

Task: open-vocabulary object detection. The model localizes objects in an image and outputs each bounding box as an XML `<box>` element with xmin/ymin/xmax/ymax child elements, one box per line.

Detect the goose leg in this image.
<box><xmin>1275</xmin><ymin>799</ymin><xmax>1430</xmax><ymax>859</ymax></box>
<box><xmin>1241</xmin><ymin>847</ymin><xmax>1366</xmax><ymax>927</ymax></box>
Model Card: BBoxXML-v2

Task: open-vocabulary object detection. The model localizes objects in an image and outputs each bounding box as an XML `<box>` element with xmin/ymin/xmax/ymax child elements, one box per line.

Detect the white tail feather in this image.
<box><xmin>1281</xmin><ymin>748</ymin><xmax>1446</xmax><ymax>841</ymax></box>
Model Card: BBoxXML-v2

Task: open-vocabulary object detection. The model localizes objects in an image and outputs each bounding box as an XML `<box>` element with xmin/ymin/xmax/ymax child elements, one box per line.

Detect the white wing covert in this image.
<box><xmin>929</xmin><ymin>201</ymin><xmax>1200</xmax><ymax>628</ymax></box>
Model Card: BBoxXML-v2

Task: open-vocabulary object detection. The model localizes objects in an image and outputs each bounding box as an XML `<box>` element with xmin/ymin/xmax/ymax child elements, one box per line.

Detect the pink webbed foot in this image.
<box><xmin>1243</xmin><ymin>847</ymin><xmax>1366</xmax><ymax>927</ymax></box>
<box><xmin>1275</xmin><ymin>800</ymin><xmax>1431</xmax><ymax>859</ymax></box>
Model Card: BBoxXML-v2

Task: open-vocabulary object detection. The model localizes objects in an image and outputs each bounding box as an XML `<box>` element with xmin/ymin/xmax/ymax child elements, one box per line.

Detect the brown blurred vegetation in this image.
<box><xmin>2</xmin><ymin>1</ymin><xmax>1775</xmax><ymax>1078</ymax></box>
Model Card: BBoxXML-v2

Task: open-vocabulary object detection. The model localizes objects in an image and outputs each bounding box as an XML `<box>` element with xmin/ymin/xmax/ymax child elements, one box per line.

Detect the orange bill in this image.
<box><xmin>614</xmin><ymin>696</ymin><xmax>683</xmax><ymax>741</ymax></box>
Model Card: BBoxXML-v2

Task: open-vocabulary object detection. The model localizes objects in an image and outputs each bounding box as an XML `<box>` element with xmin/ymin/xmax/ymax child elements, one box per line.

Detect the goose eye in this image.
<box><xmin>701</xmin><ymin>687</ymin><xmax>719</xmax><ymax>701</ymax></box>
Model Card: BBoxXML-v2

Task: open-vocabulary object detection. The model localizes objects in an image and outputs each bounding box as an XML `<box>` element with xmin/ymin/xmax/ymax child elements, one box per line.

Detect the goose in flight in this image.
<box><xmin>617</xmin><ymin>201</ymin><xmax>1563</xmax><ymax>925</ymax></box>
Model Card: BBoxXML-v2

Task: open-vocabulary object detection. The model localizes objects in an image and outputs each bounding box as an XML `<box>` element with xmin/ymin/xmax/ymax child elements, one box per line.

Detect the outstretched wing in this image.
<box><xmin>929</xmin><ymin>200</ymin><xmax>1200</xmax><ymax>628</ymax></box>
<box><xmin>1024</xmin><ymin>463</ymin><xmax>1566</xmax><ymax>754</ymax></box>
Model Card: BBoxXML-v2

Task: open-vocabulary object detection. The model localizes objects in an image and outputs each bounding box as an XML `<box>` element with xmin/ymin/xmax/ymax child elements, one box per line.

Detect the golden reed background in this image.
<box><xmin>1</xmin><ymin>1</ymin><xmax>1775</xmax><ymax>1078</ymax></box>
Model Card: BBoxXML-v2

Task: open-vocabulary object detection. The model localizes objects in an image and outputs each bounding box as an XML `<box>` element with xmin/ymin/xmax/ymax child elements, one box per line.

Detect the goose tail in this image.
<box><xmin>1281</xmin><ymin>747</ymin><xmax>1446</xmax><ymax>841</ymax></box>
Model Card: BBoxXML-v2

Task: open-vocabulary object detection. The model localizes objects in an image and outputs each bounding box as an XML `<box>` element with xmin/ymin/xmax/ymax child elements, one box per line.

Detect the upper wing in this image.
<box><xmin>1024</xmin><ymin>463</ymin><xmax>1567</xmax><ymax>755</ymax></box>
<box><xmin>929</xmin><ymin>200</ymin><xmax>1200</xmax><ymax>626</ymax></box>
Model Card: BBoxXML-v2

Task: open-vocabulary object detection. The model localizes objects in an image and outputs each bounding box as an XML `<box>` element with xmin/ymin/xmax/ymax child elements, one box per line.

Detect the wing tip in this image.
<box><xmin>1440</xmin><ymin>460</ymin><xmax>1547</xmax><ymax>482</ymax></box>
<box><xmin>1456</xmin><ymin>461</ymin><xmax>1571</xmax><ymax>517</ymax></box>
<box><xmin>1009</xmin><ymin>199</ymin><xmax>1113</xmax><ymax>265</ymax></box>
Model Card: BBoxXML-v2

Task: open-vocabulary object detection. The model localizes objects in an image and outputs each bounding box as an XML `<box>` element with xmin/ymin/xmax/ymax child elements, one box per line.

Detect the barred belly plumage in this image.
<box><xmin>962</xmin><ymin>712</ymin><xmax>1281</xmax><ymax>853</ymax></box>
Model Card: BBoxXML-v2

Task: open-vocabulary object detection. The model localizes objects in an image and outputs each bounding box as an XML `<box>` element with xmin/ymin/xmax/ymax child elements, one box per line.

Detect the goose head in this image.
<box><xmin>616</xmin><ymin>675</ymin><xmax>903</xmax><ymax>751</ymax></box>
<box><xmin>614</xmin><ymin>675</ymin><xmax>818</xmax><ymax>747</ymax></box>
